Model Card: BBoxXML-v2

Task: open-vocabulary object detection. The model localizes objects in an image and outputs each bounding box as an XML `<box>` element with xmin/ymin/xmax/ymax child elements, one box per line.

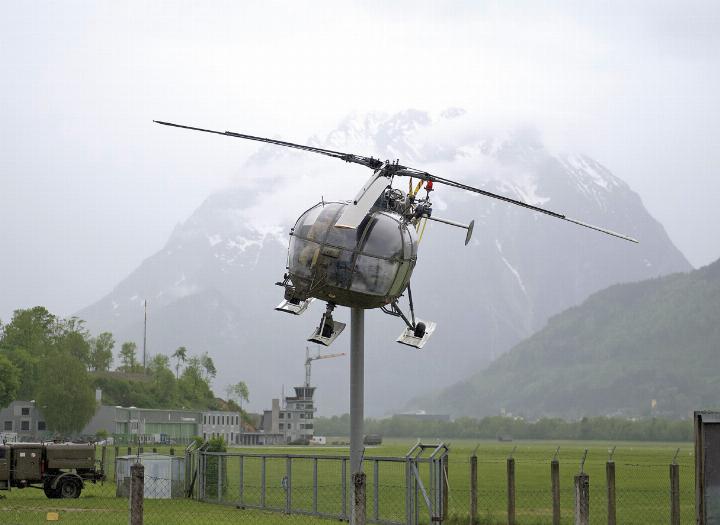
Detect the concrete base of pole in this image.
<box><xmin>352</xmin><ymin>472</ymin><xmax>366</xmax><ymax>525</ymax></box>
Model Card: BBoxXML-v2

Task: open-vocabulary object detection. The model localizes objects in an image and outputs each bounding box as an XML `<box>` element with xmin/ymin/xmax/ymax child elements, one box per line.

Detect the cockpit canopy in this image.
<box><xmin>288</xmin><ymin>202</ymin><xmax>418</xmax><ymax>308</ymax></box>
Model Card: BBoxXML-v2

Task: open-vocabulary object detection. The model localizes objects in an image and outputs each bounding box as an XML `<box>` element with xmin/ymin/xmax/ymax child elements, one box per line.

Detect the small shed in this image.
<box><xmin>116</xmin><ymin>454</ymin><xmax>185</xmax><ymax>499</ymax></box>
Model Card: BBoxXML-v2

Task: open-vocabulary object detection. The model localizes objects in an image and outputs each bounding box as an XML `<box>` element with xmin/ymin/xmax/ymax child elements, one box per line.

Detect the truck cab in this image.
<box><xmin>0</xmin><ymin>444</ymin><xmax>9</xmax><ymax>490</ymax></box>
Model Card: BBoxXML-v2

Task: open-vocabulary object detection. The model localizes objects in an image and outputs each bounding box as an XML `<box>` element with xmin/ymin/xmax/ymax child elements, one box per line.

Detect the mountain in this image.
<box><xmin>77</xmin><ymin>109</ymin><xmax>691</xmax><ymax>417</ymax></box>
<box><xmin>423</xmin><ymin>257</ymin><xmax>720</xmax><ymax>419</ymax></box>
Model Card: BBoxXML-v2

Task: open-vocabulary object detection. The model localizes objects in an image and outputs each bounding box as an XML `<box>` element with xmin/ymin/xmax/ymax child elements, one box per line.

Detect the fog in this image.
<box><xmin>1</xmin><ymin>0</ymin><xmax>718</xmax><ymax>324</ymax></box>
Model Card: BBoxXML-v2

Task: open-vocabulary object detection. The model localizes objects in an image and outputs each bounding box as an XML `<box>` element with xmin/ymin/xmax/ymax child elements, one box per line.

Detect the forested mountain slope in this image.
<box><xmin>422</xmin><ymin>258</ymin><xmax>719</xmax><ymax>418</ymax></box>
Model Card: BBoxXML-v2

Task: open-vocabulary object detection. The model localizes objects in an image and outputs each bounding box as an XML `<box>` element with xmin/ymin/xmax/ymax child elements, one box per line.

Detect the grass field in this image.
<box><xmin>0</xmin><ymin>439</ymin><xmax>695</xmax><ymax>524</ymax></box>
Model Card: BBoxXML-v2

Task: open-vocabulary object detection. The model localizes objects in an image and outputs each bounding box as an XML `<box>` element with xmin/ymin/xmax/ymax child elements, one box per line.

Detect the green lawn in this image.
<box><xmin>0</xmin><ymin>439</ymin><xmax>695</xmax><ymax>524</ymax></box>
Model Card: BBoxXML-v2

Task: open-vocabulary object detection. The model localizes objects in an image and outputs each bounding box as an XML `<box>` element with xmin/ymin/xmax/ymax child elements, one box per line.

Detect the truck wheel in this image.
<box><xmin>43</xmin><ymin>486</ymin><xmax>60</xmax><ymax>499</ymax></box>
<box><xmin>59</xmin><ymin>479</ymin><xmax>81</xmax><ymax>499</ymax></box>
<box><xmin>43</xmin><ymin>479</ymin><xmax>60</xmax><ymax>499</ymax></box>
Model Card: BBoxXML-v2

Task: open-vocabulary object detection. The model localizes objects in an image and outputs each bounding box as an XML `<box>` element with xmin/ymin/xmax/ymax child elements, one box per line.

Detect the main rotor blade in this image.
<box><xmin>153</xmin><ymin>120</ymin><xmax>384</xmax><ymax>170</ymax></box>
<box><xmin>154</xmin><ymin>120</ymin><xmax>638</xmax><ymax>243</ymax></box>
<box><xmin>395</xmin><ymin>167</ymin><xmax>639</xmax><ymax>243</ymax></box>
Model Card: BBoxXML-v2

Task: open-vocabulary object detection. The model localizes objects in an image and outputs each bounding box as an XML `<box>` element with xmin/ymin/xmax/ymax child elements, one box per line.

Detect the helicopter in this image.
<box><xmin>154</xmin><ymin>120</ymin><xmax>638</xmax><ymax>349</ymax></box>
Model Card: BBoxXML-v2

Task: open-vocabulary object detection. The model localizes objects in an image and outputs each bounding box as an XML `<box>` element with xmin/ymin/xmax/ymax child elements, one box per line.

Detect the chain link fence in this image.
<box><xmin>445</xmin><ymin>450</ymin><xmax>695</xmax><ymax>525</ymax></box>
<box><xmin>0</xmin><ymin>443</ymin><xmax>698</xmax><ymax>524</ymax></box>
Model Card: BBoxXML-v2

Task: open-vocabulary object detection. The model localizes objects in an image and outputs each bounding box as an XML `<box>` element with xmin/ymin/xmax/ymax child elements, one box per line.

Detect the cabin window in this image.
<box><xmin>3</xmin><ymin>421</ymin><xmax>11</xmax><ymax>431</ymax></box>
<box><xmin>21</xmin><ymin>407</ymin><xmax>30</xmax><ymax>416</ymax></box>
<box><xmin>350</xmin><ymin>256</ymin><xmax>398</xmax><ymax>295</ymax></box>
<box><xmin>38</xmin><ymin>421</ymin><xmax>46</xmax><ymax>431</ymax></box>
<box><xmin>21</xmin><ymin>421</ymin><xmax>30</xmax><ymax>431</ymax></box>
<box><xmin>360</xmin><ymin>214</ymin><xmax>403</xmax><ymax>259</ymax></box>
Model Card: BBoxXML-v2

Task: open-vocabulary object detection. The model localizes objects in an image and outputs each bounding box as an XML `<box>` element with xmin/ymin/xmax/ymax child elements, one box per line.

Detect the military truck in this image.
<box><xmin>0</xmin><ymin>442</ymin><xmax>105</xmax><ymax>498</ymax></box>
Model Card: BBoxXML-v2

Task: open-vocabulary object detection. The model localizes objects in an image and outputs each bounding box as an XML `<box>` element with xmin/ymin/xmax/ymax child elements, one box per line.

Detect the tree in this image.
<box><xmin>179</xmin><ymin>356</ymin><xmax>213</xmax><ymax>405</ymax></box>
<box><xmin>172</xmin><ymin>346</ymin><xmax>187</xmax><ymax>379</ymax></box>
<box><xmin>0</xmin><ymin>354</ymin><xmax>20</xmax><ymax>408</ymax></box>
<box><xmin>119</xmin><ymin>342</ymin><xmax>138</xmax><ymax>372</ymax></box>
<box><xmin>0</xmin><ymin>306</ymin><xmax>59</xmax><ymax>398</ymax></box>
<box><xmin>89</xmin><ymin>332</ymin><xmax>114</xmax><ymax>372</ymax></box>
<box><xmin>36</xmin><ymin>352</ymin><xmax>96</xmax><ymax>435</ymax></box>
<box><xmin>54</xmin><ymin>318</ymin><xmax>91</xmax><ymax>368</ymax></box>
<box><xmin>233</xmin><ymin>381</ymin><xmax>249</xmax><ymax>412</ymax></box>
<box><xmin>149</xmin><ymin>353</ymin><xmax>170</xmax><ymax>372</ymax></box>
<box><xmin>0</xmin><ymin>306</ymin><xmax>58</xmax><ymax>353</ymax></box>
<box><xmin>200</xmin><ymin>352</ymin><xmax>216</xmax><ymax>383</ymax></box>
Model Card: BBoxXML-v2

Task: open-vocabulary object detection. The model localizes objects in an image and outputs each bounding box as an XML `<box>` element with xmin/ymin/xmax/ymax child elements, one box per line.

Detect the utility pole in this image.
<box><xmin>143</xmin><ymin>300</ymin><xmax>148</xmax><ymax>371</ymax></box>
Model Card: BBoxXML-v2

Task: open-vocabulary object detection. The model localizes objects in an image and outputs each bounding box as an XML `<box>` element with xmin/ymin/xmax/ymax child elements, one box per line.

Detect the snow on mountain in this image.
<box><xmin>77</xmin><ymin>110</ymin><xmax>691</xmax><ymax>417</ymax></box>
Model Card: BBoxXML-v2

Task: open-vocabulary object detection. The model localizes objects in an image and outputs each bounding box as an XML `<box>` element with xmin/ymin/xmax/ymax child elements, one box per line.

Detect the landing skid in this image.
<box><xmin>275</xmin><ymin>297</ymin><xmax>315</xmax><ymax>315</ymax></box>
<box><xmin>397</xmin><ymin>320</ymin><xmax>436</xmax><ymax>349</ymax></box>
<box><xmin>381</xmin><ymin>283</ymin><xmax>437</xmax><ymax>349</ymax></box>
<box><xmin>307</xmin><ymin>303</ymin><xmax>346</xmax><ymax>346</ymax></box>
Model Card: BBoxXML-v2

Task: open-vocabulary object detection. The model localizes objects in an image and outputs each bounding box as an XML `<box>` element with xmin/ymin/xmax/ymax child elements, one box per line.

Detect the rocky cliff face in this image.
<box><xmin>78</xmin><ymin>110</ymin><xmax>691</xmax><ymax>416</ymax></box>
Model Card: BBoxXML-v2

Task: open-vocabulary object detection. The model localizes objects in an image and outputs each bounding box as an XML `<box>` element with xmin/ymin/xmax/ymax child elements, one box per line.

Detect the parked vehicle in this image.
<box><xmin>0</xmin><ymin>442</ymin><xmax>105</xmax><ymax>498</ymax></box>
<box><xmin>363</xmin><ymin>434</ymin><xmax>382</xmax><ymax>446</ymax></box>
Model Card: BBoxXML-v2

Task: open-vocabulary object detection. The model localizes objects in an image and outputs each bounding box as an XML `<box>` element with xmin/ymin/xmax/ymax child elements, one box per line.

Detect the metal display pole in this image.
<box><xmin>350</xmin><ymin>307</ymin><xmax>365</xmax><ymax>524</ymax></box>
<box><xmin>350</xmin><ymin>307</ymin><xmax>365</xmax><ymax>474</ymax></box>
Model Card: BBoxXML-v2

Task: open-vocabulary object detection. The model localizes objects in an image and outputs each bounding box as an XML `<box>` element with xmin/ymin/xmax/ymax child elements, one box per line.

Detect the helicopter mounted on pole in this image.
<box><xmin>154</xmin><ymin>120</ymin><xmax>638</xmax><ymax>350</ymax></box>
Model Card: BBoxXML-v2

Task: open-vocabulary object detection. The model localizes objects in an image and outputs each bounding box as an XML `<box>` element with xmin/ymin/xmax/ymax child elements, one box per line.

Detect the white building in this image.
<box><xmin>201</xmin><ymin>411</ymin><xmax>242</xmax><ymax>444</ymax></box>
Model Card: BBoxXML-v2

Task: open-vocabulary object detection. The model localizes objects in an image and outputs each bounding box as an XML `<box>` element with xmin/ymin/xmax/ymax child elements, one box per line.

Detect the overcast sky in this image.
<box><xmin>1</xmin><ymin>0</ymin><xmax>719</xmax><ymax>323</ymax></box>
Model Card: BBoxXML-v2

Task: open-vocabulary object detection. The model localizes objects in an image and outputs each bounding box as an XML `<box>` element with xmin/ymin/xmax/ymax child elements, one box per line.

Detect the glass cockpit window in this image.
<box><xmin>294</xmin><ymin>203</ymin><xmax>344</xmax><ymax>244</ymax></box>
<box><xmin>325</xmin><ymin>248</ymin><xmax>355</xmax><ymax>289</ymax></box>
<box><xmin>401</xmin><ymin>224</ymin><xmax>418</xmax><ymax>259</ymax></box>
<box><xmin>360</xmin><ymin>213</ymin><xmax>403</xmax><ymax>259</ymax></box>
<box><xmin>293</xmin><ymin>204</ymin><xmax>324</xmax><ymax>240</ymax></box>
<box><xmin>324</xmin><ymin>204</ymin><xmax>358</xmax><ymax>250</ymax></box>
<box><xmin>289</xmin><ymin>236</ymin><xmax>320</xmax><ymax>278</ymax></box>
<box><xmin>350</xmin><ymin>255</ymin><xmax>399</xmax><ymax>295</ymax></box>
<box><xmin>310</xmin><ymin>203</ymin><xmax>344</xmax><ymax>243</ymax></box>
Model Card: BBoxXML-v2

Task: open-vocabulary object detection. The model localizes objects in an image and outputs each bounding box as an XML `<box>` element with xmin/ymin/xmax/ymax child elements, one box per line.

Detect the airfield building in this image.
<box><xmin>262</xmin><ymin>386</ymin><xmax>316</xmax><ymax>444</ymax></box>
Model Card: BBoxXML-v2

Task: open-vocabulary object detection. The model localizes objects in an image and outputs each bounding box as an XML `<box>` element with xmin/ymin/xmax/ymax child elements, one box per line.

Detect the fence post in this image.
<box><xmin>128</xmin><ymin>446</ymin><xmax>132</xmax><ymax>455</ymax></box>
<box><xmin>312</xmin><ymin>458</ymin><xmax>318</xmax><ymax>515</ymax></box>
<box><xmin>551</xmin><ymin>459</ymin><xmax>560</xmax><ymax>525</ymax></box>
<box><xmin>239</xmin><ymin>455</ymin><xmax>244</xmax><ymax>508</ymax></box>
<box><xmin>471</xmin><ymin>454</ymin><xmax>478</xmax><ymax>525</ymax></box>
<box><xmin>261</xmin><ymin>456</ymin><xmax>266</xmax><ymax>508</ymax></box>
<box><xmin>130</xmin><ymin>462</ymin><xmax>144</xmax><ymax>525</ymax></box>
<box><xmin>285</xmin><ymin>456</ymin><xmax>292</xmax><ymax>514</ymax></box>
<box><xmin>342</xmin><ymin>458</ymin><xmax>348</xmax><ymax>520</ymax></box>
<box><xmin>217</xmin><ymin>453</ymin><xmax>223</xmax><ymax>503</ymax></box>
<box><xmin>442</xmin><ymin>454</ymin><xmax>449</xmax><ymax>521</ymax></box>
<box><xmin>405</xmin><ymin>460</ymin><xmax>414</xmax><ymax>525</ymax></box>
<box><xmin>574</xmin><ymin>473</ymin><xmax>589</xmax><ymax>525</ymax></box>
<box><xmin>671</xmin><ymin>461</ymin><xmax>680</xmax><ymax>525</ymax></box>
<box><xmin>373</xmin><ymin>459</ymin><xmax>380</xmax><ymax>522</ymax></box>
<box><xmin>169</xmin><ymin>447</ymin><xmax>174</xmax><ymax>456</ymax></box>
<box><xmin>352</xmin><ymin>471</ymin><xmax>366</xmax><ymax>525</ymax></box>
<box><xmin>607</xmin><ymin>461</ymin><xmax>616</xmax><ymax>525</ymax></box>
<box><xmin>507</xmin><ymin>456</ymin><xmax>516</xmax><ymax>525</ymax></box>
